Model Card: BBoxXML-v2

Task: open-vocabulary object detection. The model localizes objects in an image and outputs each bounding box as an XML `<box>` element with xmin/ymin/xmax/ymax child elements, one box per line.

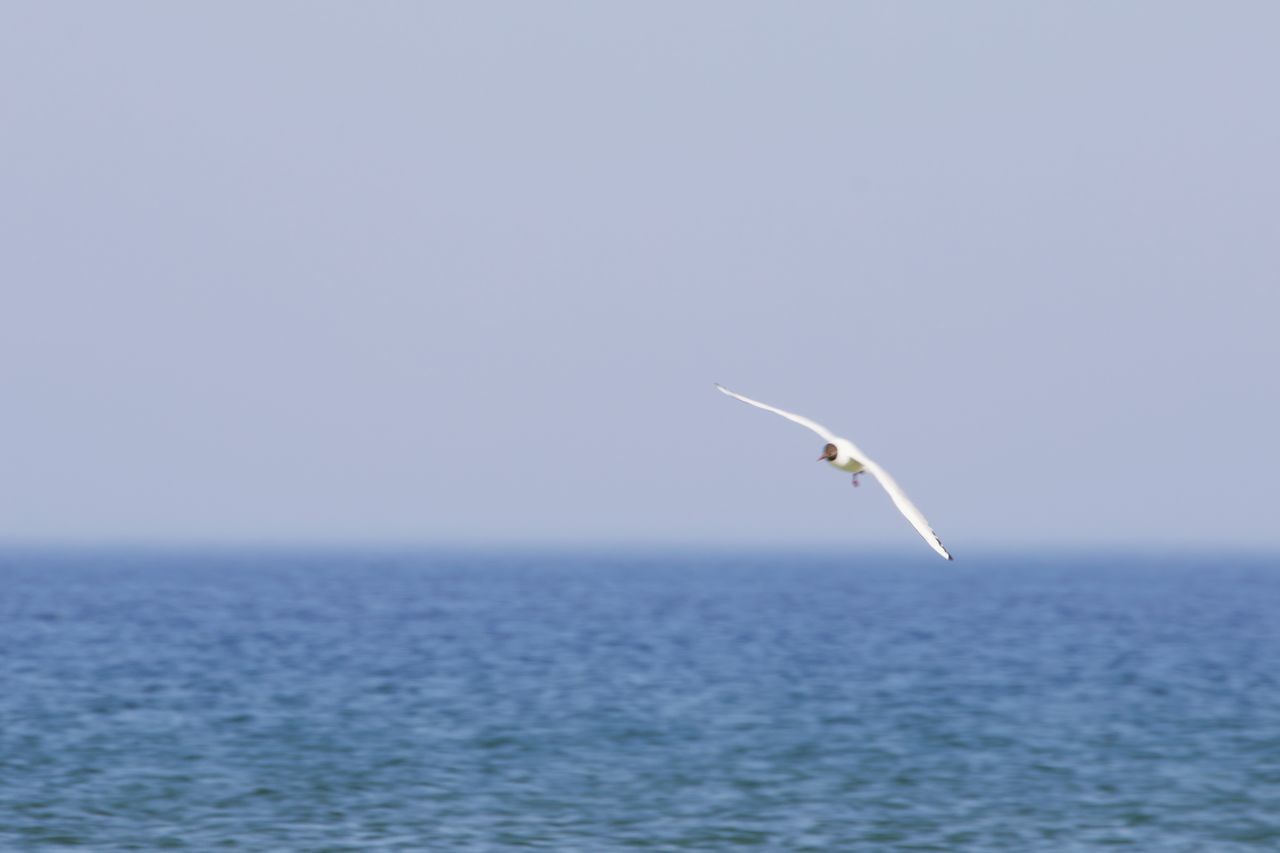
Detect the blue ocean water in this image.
<box><xmin>1</xmin><ymin>549</ymin><xmax>1278</xmax><ymax>851</ymax></box>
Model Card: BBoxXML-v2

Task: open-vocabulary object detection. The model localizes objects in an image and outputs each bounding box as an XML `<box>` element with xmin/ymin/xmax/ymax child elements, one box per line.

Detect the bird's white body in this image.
<box><xmin>715</xmin><ymin>383</ymin><xmax>953</xmax><ymax>561</ymax></box>
<box><xmin>825</xmin><ymin>440</ymin><xmax>865</xmax><ymax>474</ymax></box>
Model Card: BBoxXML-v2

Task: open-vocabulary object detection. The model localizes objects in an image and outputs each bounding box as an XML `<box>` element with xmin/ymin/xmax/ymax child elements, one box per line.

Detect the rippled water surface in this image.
<box><xmin>2</xmin><ymin>548</ymin><xmax>1278</xmax><ymax>850</ymax></box>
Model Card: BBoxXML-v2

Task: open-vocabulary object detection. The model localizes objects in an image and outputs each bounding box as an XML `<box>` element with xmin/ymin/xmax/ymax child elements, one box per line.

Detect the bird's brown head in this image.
<box><xmin>818</xmin><ymin>443</ymin><xmax>838</xmax><ymax>462</ymax></box>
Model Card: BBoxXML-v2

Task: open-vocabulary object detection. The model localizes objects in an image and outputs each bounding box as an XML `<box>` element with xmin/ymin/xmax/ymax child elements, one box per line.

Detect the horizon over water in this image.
<box><xmin>2</xmin><ymin>546</ymin><xmax>1278</xmax><ymax>850</ymax></box>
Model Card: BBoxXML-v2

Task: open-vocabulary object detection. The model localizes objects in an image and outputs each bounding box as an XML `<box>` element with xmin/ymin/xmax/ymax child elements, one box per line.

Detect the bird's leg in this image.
<box><xmin>851</xmin><ymin>473</ymin><xmax>860</xmax><ymax>488</ymax></box>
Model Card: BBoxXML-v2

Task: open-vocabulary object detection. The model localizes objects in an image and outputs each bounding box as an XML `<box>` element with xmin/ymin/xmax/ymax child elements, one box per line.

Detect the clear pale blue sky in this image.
<box><xmin>1</xmin><ymin>4</ymin><xmax>1277</xmax><ymax>550</ymax></box>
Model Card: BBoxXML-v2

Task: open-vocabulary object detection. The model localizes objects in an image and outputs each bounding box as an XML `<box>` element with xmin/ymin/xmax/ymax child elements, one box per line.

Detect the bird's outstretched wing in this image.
<box><xmin>714</xmin><ymin>384</ymin><xmax>838</xmax><ymax>443</ymax></box>
<box><xmin>859</xmin><ymin>457</ymin><xmax>954</xmax><ymax>561</ymax></box>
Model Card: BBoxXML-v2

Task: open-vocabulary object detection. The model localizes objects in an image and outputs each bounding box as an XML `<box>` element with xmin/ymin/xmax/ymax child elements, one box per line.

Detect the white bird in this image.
<box><xmin>715</xmin><ymin>383</ymin><xmax>953</xmax><ymax>561</ymax></box>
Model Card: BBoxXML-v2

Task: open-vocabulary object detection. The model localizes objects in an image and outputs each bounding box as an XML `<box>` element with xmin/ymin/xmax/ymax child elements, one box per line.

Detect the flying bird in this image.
<box><xmin>715</xmin><ymin>383</ymin><xmax>953</xmax><ymax>561</ymax></box>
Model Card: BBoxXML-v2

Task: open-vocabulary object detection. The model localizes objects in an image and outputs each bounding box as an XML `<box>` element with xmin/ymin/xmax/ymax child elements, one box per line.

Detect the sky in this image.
<box><xmin>1</xmin><ymin>3</ymin><xmax>1277</xmax><ymax>551</ymax></box>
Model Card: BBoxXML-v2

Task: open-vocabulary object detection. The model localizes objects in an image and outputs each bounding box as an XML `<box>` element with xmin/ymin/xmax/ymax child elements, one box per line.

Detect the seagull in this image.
<box><xmin>715</xmin><ymin>383</ymin><xmax>953</xmax><ymax>560</ymax></box>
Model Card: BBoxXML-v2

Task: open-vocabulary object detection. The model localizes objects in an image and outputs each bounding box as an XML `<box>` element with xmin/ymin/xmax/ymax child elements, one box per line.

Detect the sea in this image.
<box><xmin>1</xmin><ymin>547</ymin><xmax>1277</xmax><ymax>851</ymax></box>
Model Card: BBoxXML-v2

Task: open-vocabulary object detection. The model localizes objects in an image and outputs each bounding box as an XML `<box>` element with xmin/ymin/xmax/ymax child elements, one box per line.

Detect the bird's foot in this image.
<box><xmin>851</xmin><ymin>474</ymin><xmax>860</xmax><ymax>488</ymax></box>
